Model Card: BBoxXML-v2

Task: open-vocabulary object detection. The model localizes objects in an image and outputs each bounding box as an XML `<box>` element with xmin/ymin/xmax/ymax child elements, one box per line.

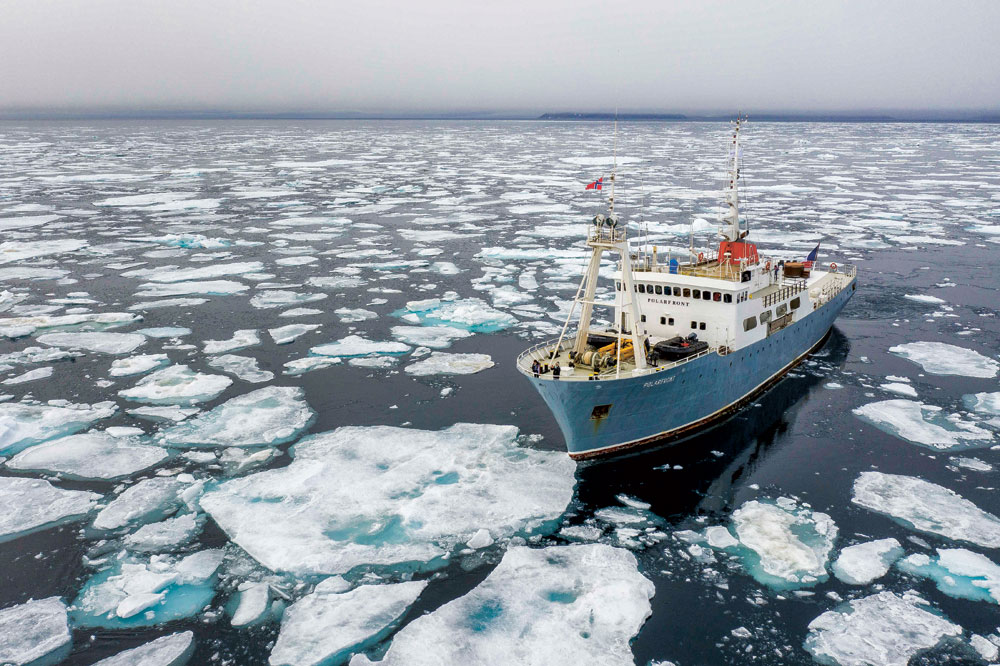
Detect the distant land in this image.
<box><xmin>1</xmin><ymin>109</ymin><xmax>998</xmax><ymax>122</ymax></box>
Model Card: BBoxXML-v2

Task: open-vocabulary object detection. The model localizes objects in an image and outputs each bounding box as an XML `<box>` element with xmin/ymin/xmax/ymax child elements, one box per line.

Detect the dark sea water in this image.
<box><xmin>0</xmin><ymin>120</ymin><xmax>998</xmax><ymax>665</ymax></box>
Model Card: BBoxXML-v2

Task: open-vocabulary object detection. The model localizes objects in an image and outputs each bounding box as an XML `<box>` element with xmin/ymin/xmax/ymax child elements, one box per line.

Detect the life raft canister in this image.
<box><xmin>830</xmin><ymin>262</ymin><xmax>838</xmax><ymax>272</ymax></box>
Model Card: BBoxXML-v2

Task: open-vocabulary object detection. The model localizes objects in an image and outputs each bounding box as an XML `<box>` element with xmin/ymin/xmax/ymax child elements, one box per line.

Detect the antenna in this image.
<box><xmin>608</xmin><ymin>108</ymin><xmax>618</xmax><ymax>215</ymax></box>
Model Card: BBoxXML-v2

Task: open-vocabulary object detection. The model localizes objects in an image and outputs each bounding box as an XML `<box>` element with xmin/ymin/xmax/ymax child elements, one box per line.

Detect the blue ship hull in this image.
<box><xmin>526</xmin><ymin>282</ymin><xmax>855</xmax><ymax>459</ymax></box>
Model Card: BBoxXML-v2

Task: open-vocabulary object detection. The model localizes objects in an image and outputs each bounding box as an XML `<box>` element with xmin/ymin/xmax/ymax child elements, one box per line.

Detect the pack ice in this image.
<box><xmin>831</xmin><ymin>538</ymin><xmax>904</xmax><ymax>585</ymax></box>
<box><xmin>200</xmin><ymin>423</ymin><xmax>576</xmax><ymax>575</ymax></box>
<box><xmin>853</xmin><ymin>399</ymin><xmax>993</xmax><ymax>450</ymax></box>
<box><xmin>401</xmin><ymin>297</ymin><xmax>516</xmax><ymax>332</ymax></box>
<box><xmin>0</xmin><ymin>597</ymin><xmax>71</xmax><ymax>666</ymax></box>
<box><xmin>157</xmin><ymin>386</ymin><xmax>314</xmax><ymax>449</ymax></box>
<box><xmin>119</xmin><ymin>365</ymin><xmax>232</xmax><ymax>405</ymax></box>
<box><xmin>389</xmin><ymin>325</ymin><xmax>471</xmax><ymax>349</ymax></box>
<box><xmin>852</xmin><ymin>472</ymin><xmax>1000</xmax><ymax>548</ymax></box>
<box><xmin>404</xmin><ymin>353</ymin><xmax>494</xmax><ymax>376</ymax></box>
<box><xmin>310</xmin><ymin>335</ymin><xmax>410</xmax><ymax>358</ymax></box>
<box><xmin>351</xmin><ymin>544</ymin><xmax>654</xmax><ymax>666</ymax></box>
<box><xmin>110</xmin><ymin>354</ymin><xmax>170</xmax><ymax>377</ymax></box>
<box><xmin>889</xmin><ymin>341</ymin><xmax>999</xmax><ymax>378</ymax></box>
<box><xmin>7</xmin><ymin>431</ymin><xmax>168</xmax><ymax>480</ymax></box>
<box><xmin>269</xmin><ymin>580</ymin><xmax>427</xmax><ymax>666</ymax></box>
<box><xmin>0</xmin><ymin>400</ymin><xmax>117</xmax><ymax>454</ymax></box>
<box><xmin>92</xmin><ymin>477</ymin><xmax>189</xmax><ymax>531</ymax></box>
<box><xmin>72</xmin><ymin>549</ymin><xmax>223</xmax><ymax>628</ymax></box>
<box><xmin>38</xmin><ymin>331</ymin><xmax>146</xmax><ymax>354</ymax></box>
<box><xmin>804</xmin><ymin>591</ymin><xmax>961</xmax><ymax>666</ymax></box>
<box><xmin>0</xmin><ymin>312</ymin><xmax>139</xmax><ymax>338</ymax></box>
<box><xmin>203</xmin><ymin>329</ymin><xmax>259</xmax><ymax>354</ymax></box>
<box><xmin>706</xmin><ymin>498</ymin><xmax>837</xmax><ymax>588</ymax></box>
<box><xmin>0</xmin><ymin>477</ymin><xmax>100</xmax><ymax>542</ymax></box>
<box><xmin>898</xmin><ymin>548</ymin><xmax>1000</xmax><ymax>605</ymax></box>
<box><xmin>92</xmin><ymin>631</ymin><xmax>194</xmax><ymax>666</ymax></box>
<box><xmin>207</xmin><ymin>354</ymin><xmax>274</xmax><ymax>383</ymax></box>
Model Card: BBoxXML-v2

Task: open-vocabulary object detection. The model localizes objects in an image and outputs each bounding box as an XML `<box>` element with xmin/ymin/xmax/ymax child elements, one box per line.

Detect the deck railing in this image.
<box><xmin>516</xmin><ymin>337</ymin><xmax>718</xmax><ymax>381</ymax></box>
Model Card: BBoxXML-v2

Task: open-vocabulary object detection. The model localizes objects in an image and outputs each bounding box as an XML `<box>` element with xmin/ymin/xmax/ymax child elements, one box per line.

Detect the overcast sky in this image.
<box><xmin>1</xmin><ymin>0</ymin><xmax>997</xmax><ymax>115</ymax></box>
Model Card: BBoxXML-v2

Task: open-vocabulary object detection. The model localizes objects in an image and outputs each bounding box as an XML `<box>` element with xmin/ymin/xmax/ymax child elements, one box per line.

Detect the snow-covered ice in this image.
<box><xmin>389</xmin><ymin>325</ymin><xmax>472</xmax><ymax>349</ymax></box>
<box><xmin>0</xmin><ymin>597</ymin><xmax>71</xmax><ymax>666</ymax></box>
<box><xmin>110</xmin><ymin>354</ymin><xmax>170</xmax><ymax>377</ymax></box>
<box><xmin>0</xmin><ymin>476</ymin><xmax>100</xmax><ymax>542</ymax></box>
<box><xmin>250</xmin><ymin>290</ymin><xmax>327</xmax><ymax>309</ymax></box>
<box><xmin>91</xmin><ymin>631</ymin><xmax>194</xmax><ymax>666</ymax></box>
<box><xmin>37</xmin><ymin>331</ymin><xmax>146</xmax><ymax>354</ymax></box>
<box><xmin>92</xmin><ymin>477</ymin><xmax>188</xmax><ymax>531</ymax></box>
<box><xmin>831</xmin><ymin>538</ymin><xmax>904</xmax><ymax>585</ymax></box>
<box><xmin>200</xmin><ymin>423</ymin><xmax>576</xmax><ymax>575</ymax></box>
<box><xmin>898</xmin><ymin>548</ymin><xmax>1000</xmax><ymax>605</ymax></box>
<box><xmin>119</xmin><ymin>365</ymin><xmax>232</xmax><ymax>405</ymax></box>
<box><xmin>7</xmin><ymin>431</ymin><xmax>168</xmax><ymax>480</ymax></box>
<box><xmin>803</xmin><ymin>591</ymin><xmax>961</xmax><ymax>666</ymax></box>
<box><xmin>204</xmin><ymin>329</ymin><xmax>259</xmax><ymax>355</ymax></box>
<box><xmin>404</xmin><ymin>352</ymin><xmax>494</xmax><ymax>376</ymax></box>
<box><xmin>401</xmin><ymin>297</ymin><xmax>517</xmax><ymax>332</ymax></box>
<box><xmin>123</xmin><ymin>514</ymin><xmax>204</xmax><ymax>553</ymax></box>
<box><xmin>207</xmin><ymin>354</ymin><xmax>274</xmax><ymax>383</ymax></box>
<box><xmin>127</xmin><ymin>405</ymin><xmax>199</xmax><ymax>423</ymax></box>
<box><xmin>157</xmin><ymin>386</ymin><xmax>314</xmax><ymax>449</ymax></box>
<box><xmin>2</xmin><ymin>366</ymin><xmax>53</xmax><ymax>384</ymax></box>
<box><xmin>0</xmin><ymin>400</ymin><xmax>117</xmax><ymax>455</ymax></box>
<box><xmin>310</xmin><ymin>335</ymin><xmax>410</xmax><ymax>358</ymax></box>
<box><xmin>231</xmin><ymin>582</ymin><xmax>271</xmax><ymax>627</ymax></box>
<box><xmin>269</xmin><ymin>324</ymin><xmax>320</xmax><ymax>345</ymax></box>
<box><xmin>889</xmin><ymin>341</ymin><xmax>999</xmax><ymax>378</ymax></box>
<box><xmin>351</xmin><ymin>544</ymin><xmax>653</xmax><ymax>666</ymax></box>
<box><xmin>852</xmin><ymin>472</ymin><xmax>1000</xmax><ymax>548</ymax></box>
<box><xmin>964</xmin><ymin>391</ymin><xmax>1000</xmax><ymax>416</ymax></box>
<box><xmin>853</xmin><ymin>399</ymin><xmax>993</xmax><ymax>450</ymax></box>
<box><xmin>269</xmin><ymin>580</ymin><xmax>427</xmax><ymax>666</ymax></box>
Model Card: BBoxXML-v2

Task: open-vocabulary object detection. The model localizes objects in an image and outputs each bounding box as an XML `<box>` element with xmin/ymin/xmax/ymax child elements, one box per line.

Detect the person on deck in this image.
<box><xmin>553</xmin><ymin>364</ymin><xmax>561</xmax><ymax>379</ymax></box>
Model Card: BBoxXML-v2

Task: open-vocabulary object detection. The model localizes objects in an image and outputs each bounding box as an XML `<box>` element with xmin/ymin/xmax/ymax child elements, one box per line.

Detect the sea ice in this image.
<box><xmin>127</xmin><ymin>405</ymin><xmax>200</xmax><ymax>423</ymax></box>
<box><xmin>852</xmin><ymin>472</ymin><xmax>1000</xmax><ymax>548</ymax></box>
<box><xmin>118</xmin><ymin>365</ymin><xmax>232</xmax><ymax>405</ymax></box>
<box><xmin>157</xmin><ymin>386</ymin><xmax>314</xmax><ymax>449</ymax></box>
<box><xmin>831</xmin><ymin>538</ymin><xmax>904</xmax><ymax>585</ymax></box>
<box><xmin>351</xmin><ymin>544</ymin><xmax>653</xmax><ymax>666</ymax></box>
<box><xmin>898</xmin><ymin>548</ymin><xmax>1000</xmax><ymax>605</ymax></box>
<box><xmin>279</xmin><ymin>307</ymin><xmax>324</xmax><ymax>318</ymax></box>
<box><xmin>389</xmin><ymin>325</ymin><xmax>471</xmax><ymax>349</ymax></box>
<box><xmin>124</xmin><ymin>513</ymin><xmax>204</xmax><ymax>553</ymax></box>
<box><xmin>879</xmin><ymin>382</ymin><xmax>918</xmax><ymax>397</ymax></box>
<box><xmin>0</xmin><ymin>477</ymin><xmax>100</xmax><ymax>542</ymax></box>
<box><xmin>0</xmin><ymin>346</ymin><xmax>80</xmax><ymax>366</ymax></box>
<box><xmin>269</xmin><ymin>580</ymin><xmax>428</xmax><ymax>666</ymax></box>
<box><xmin>310</xmin><ymin>335</ymin><xmax>410</xmax><ymax>358</ymax></box>
<box><xmin>250</xmin><ymin>290</ymin><xmax>327</xmax><ymax>309</ymax></box>
<box><xmin>269</xmin><ymin>324</ymin><xmax>320</xmax><ymax>344</ymax></box>
<box><xmin>0</xmin><ymin>312</ymin><xmax>140</xmax><ymax>338</ymax></box>
<box><xmin>92</xmin><ymin>477</ymin><xmax>188</xmax><ymax>531</ymax></box>
<box><xmin>7</xmin><ymin>431</ymin><xmax>168</xmax><ymax>481</ymax></box>
<box><xmin>711</xmin><ymin>498</ymin><xmax>838</xmax><ymax>588</ymax></box>
<box><xmin>200</xmin><ymin>423</ymin><xmax>576</xmax><ymax>575</ymax></box>
<box><xmin>203</xmin><ymin>329</ymin><xmax>259</xmax><ymax>354</ymax></box>
<box><xmin>853</xmin><ymin>399</ymin><xmax>993</xmax><ymax>450</ymax></box>
<box><xmin>91</xmin><ymin>631</ymin><xmax>194</xmax><ymax>666</ymax></box>
<box><xmin>401</xmin><ymin>297</ymin><xmax>516</xmax><ymax>332</ymax></box>
<box><xmin>129</xmin><ymin>298</ymin><xmax>208</xmax><ymax>311</ymax></box>
<box><xmin>2</xmin><ymin>366</ymin><xmax>53</xmax><ymax>384</ymax></box>
<box><xmin>0</xmin><ymin>239</ymin><xmax>87</xmax><ymax>265</ymax></box>
<box><xmin>889</xmin><ymin>341</ymin><xmax>999</xmax><ymax>378</ymax></box>
<box><xmin>335</xmin><ymin>308</ymin><xmax>378</xmax><ymax>323</ymax></box>
<box><xmin>207</xmin><ymin>355</ymin><xmax>274</xmax><ymax>383</ymax></box>
<box><xmin>404</xmin><ymin>352</ymin><xmax>494</xmax><ymax>376</ymax></box>
<box><xmin>283</xmin><ymin>356</ymin><xmax>341</xmax><ymax>375</ymax></box>
<box><xmin>904</xmin><ymin>294</ymin><xmax>946</xmax><ymax>304</ymax></box>
<box><xmin>123</xmin><ymin>261</ymin><xmax>264</xmax><ymax>282</ymax></box>
<box><xmin>72</xmin><ymin>549</ymin><xmax>223</xmax><ymax>628</ymax></box>
<box><xmin>0</xmin><ymin>400</ymin><xmax>117</xmax><ymax>454</ymax></box>
<box><xmin>804</xmin><ymin>591</ymin><xmax>961</xmax><ymax>666</ymax></box>
<box><xmin>37</xmin><ymin>331</ymin><xmax>146</xmax><ymax>354</ymax></box>
<box><xmin>231</xmin><ymin>582</ymin><xmax>271</xmax><ymax>627</ymax></box>
<box><xmin>135</xmin><ymin>280</ymin><xmax>249</xmax><ymax>297</ymax></box>
<box><xmin>0</xmin><ymin>597</ymin><xmax>71</xmax><ymax>666</ymax></box>
<box><xmin>135</xmin><ymin>327</ymin><xmax>191</xmax><ymax>338</ymax></box>
<box><xmin>110</xmin><ymin>354</ymin><xmax>170</xmax><ymax>377</ymax></box>
<box><xmin>964</xmin><ymin>391</ymin><xmax>1000</xmax><ymax>416</ymax></box>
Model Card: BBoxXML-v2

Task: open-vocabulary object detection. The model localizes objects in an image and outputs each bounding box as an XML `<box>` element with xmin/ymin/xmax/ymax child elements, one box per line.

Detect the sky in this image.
<box><xmin>1</xmin><ymin>0</ymin><xmax>998</xmax><ymax>116</ymax></box>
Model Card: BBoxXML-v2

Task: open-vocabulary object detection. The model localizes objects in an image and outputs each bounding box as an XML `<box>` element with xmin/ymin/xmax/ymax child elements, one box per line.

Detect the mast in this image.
<box><xmin>721</xmin><ymin>116</ymin><xmax>746</xmax><ymax>242</ymax></box>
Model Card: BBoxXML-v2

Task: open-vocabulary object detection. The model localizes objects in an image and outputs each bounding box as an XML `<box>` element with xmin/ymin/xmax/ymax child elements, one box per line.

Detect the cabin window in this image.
<box><xmin>668</xmin><ymin>317</ymin><xmax>674</xmax><ymax>325</ymax></box>
<box><xmin>760</xmin><ymin>310</ymin><xmax>772</xmax><ymax>324</ymax></box>
<box><xmin>638</xmin><ymin>284</ymin><xmax>645</xmax><ymax>294</ymax></box>
<box><xmin>673</xmin><ymin>287</ymin><xmax>681</xmax><ymax>296</ymax></box>
<box><xmin>711</xmin><ymin>292</ymin><xmax>720</xmax><ymax>301</ymax></box>
<box><xmin>692</xmin><ymin>289</ymin><xmax>701</xmax><ymax>298</ymax></box>
<box><xmin>776</xmin><ymin>303</ymin><xmax>788</xmax><ymax>317</ymax></box>
<box><xmin>659</xmin><ymin>316</ymin><xmax>666</xmax><ymax>325</ymax></box>
<box><xmin>743</xmin><ymin>316</ymin><xmax>757</xmax><ymax>331</ymax></box>
<box><xmin>790</xmin><ymin>297</ymin><xmax>801</xmax><ymax>310</ymax></box>
<box><xmin>590</xmin><ymin>404</ymin><xmax>612</xmax><ymax>420</ymax></box>
<box><xmin>699</xmin><ymin>322</ymin><xmax>706</xmax><ymax>331</ymax></box>
<box><xmin>699</xmin><ymin>291</ymin><xmax>708</xmax><ymax>301</ymax></box>
<box><xmin>640</xmin><ymin>314</ymin><xmax>646</xmax><ymax>323</ymax></box>
<box><xmin>654</xmin><ymin>285</ymin><xmax>662</xmax><ymax>295</ymax></box>
<box><xmin>615</xmin><ymin>281</ymin><xmax>621</xmax><ymax>291</ymax></box>
<box><xmin>682</xmin><ymin>288</ymin><xmax>691</xmax><ymax>298</ymax></box>
<box><xmin>690</xmin><ymin>320</ymin><xmax>697</xmax><ymax>329</ymax></box>
<box><xmin>723</xmin><ymin>293</ymin><xmax>732</xmax><ymax>303</ymax></box>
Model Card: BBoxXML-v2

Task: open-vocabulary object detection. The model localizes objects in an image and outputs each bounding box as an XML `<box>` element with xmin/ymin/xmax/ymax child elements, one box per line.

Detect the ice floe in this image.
<box><xmin>898</xmin><ymin>548</ymin><xmax>1000</xmax><ymax>605</ymax></box>
<box><xmin>204</xmin><ymin>329</ymin><xmax>259</xmax><ymax>354</ymax></box>
<box><xmin>903</xmin><ymin>294</ymin><xmax>946</xmax><ymax>304</ymax></box>
<box><xmin>2</xmin><ymin>366</ymin><xmax>53</xmax><ymax>384</ymax></box>
<box><xmin>964</xmin><ymin>391</ymin><xmax>1000</xmax><ymax>416</ymax></box>
<box><xmin>404</xmin><ymin>352</ymin><xmax>494</xmax><ymax>376</ymax></box>
<box><xmin>250</xmin><ymin>290</ymin><xmax>327</xmax><ymax>309</ymax></box>
<box><xmin>0</xmin><ymin>597</ymin><xmax>71</xmax><ymax>666</ymax></box>
<box><xmin>269</xmin><ymin>324</ymin><xmax>320</xmax><ymax>344</ymax></box>
<box><xmin>335</xmin><ymin>307</ymin><xmax>378</xmax><ymax>323</ymax></box>
<box><xmin>831</xmin><ymin>538</ymin><xmax>904</xmax><ymax>585</ymax></box>
<box><xmin>119</xmin><ymin>365</ymin><xmax>232</xmax><ymax>405</ymax></box>
<box><xmin>123</xmin><ymin>514</ymin><xmax>204</xmax><ymax>554</ymax></box>
<box><xmin>136</xmin><ymin>280</ymin><xmax>248</xmax><ymax>297</ymax></box>
<box><xmin>0</xmin><ymin>476</ymin><xmax>100</xmax><ymax>542</ymax></box>
<box><xmin>400</xmin><ymin>297</ymin><xmax>516</xmax><ymax>332</ymax></box>
<box><xmin>110</xmin><ymin>354</ymin><xmax>170</xmax><ymax>377</ymax></box>
<box><xmin>135</xmin><ymin>327</ymin><xmax>191</xmax><ymax>338</ymax></box>
<box><xmin>889</xmin><ymin>341</ymin><xmax>999</xmax><ymax>378</ymax></box>
<box><xmin>852</xmin><ymin>472</ymin><xmax>1000</xmax><ymax>548</ymax></box>
<box><xmin>231</xmin><ymin>582</ymin><xmax>271</xmax><ymax>627</ymax></box>
<box><xmin>389</xmin><ymin>325</ymin><xmax>471</xmax><ymax>349</ymax></box>
<box><xmin>72</xmin><ymin>549</ymin><xmax>223</xmax><ymax>628</ymax></box>
<box><xmin>200</xmin><ymin>423</ymin><xmax>575</xmax><ymax>575</ymax></box>
<box><xmin>269</xmin><ymin>580</ymin><xmax>427</xmax><ymax>666</ymax></box>
<box><xmin>351</xmin><ymin>544</ymin><xmax>653</xmax><ymax>666</ymax></box>
<box><xmin>123</xmin><ymin>261</ymin><xmax>264</xmax><ymax>282</ymax></box>
<box><xmin>37</xmin><ymin>331</ymin><xmax>146</xmax><ymax>354</ymax></box>
<box><xmin>804</xmin><ymin>591</ymin><xmax>961</xmax><ymax>666</ymax></box>
<box><xmin>0</xmin><ymin>400</ymin><xmax>117</xmax><ymax>455</ymax></box>
<box><xmin>310</xmin><ymin>335</ymin><xmax>410</xmax><ymax>359</ymax></box>
<box><xmin>0</xmin><ymin>312</ymin><xmax>140</xmax><ymax>338</ymax></box>
<box><xmin>0</xmin><ymin>239</ymin><xmax>87</xmax><ymax>264</ymax></box>
<box><xmin>127</xmin><ymin>405</ymin><xmax>199</xmax><ymax>423</ymax></box>
<box><xmin>207</xmin><ymin>354</ymin><xmax>274</xmax><ymax>383</ymax></box>
<box><xmin>157</xmin><ymin>386</ymin><xmax>313</xmax><ymax>449</ymax></box>
<box><xmin>7</xmin><ymin>431</ymin><xmax>168</xmax><ymax>480</ymax></box>
<box><xmin>92</xmin><ymin>477</ymin><xmax>189</xmax><ymax>531</ymax></box>
<box><xmin>853</xmin><ymin>399</ymin><xmax>993</xmax><ymax>450</ymax></box>
<box><xmin>92</xmin><ymin>631</ymin><xmax>194</xmax><ymax>666</ymax></box>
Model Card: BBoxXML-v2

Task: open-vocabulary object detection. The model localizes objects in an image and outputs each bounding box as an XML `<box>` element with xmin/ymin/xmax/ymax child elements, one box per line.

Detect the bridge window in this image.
<box><xmin>760</xmin><ymin>310</ymin><xmax>772</xmax><ymax>324</ymax></box>
<box><xmin>692</xmin><ymin>289</ymin><xmax>701</xmax><ymax>298</ymax></box>
<box><xmin>682</xmin><ymin>288</ymin><xmax>691</xmax><ymax>298</ymax></box>
<box><xmin>790</xmin><ymin>297</ymin><xmax>801</xmax><ymax>310</ymax></box>
<box><xmin>647</xmin><ymin>284</ymin><xmax>654</xmax><ymax>293</ymax></box>
<box><xmin>673</xmin><ymin>287</ymin><xmax>681</xmax><ymax>296</ymax></box>
<box><xmin>654</xmin><ymin>285</ymin><xmax>662</xmax><ymax>295</ymax></box>
<box><xmin>776</xmin><ymin>303</ymin><xmax>788</xmax><ymax>317</ymax></box>
<box><xmin>615</xmin><ymin>281</ymin><xmax>621</xmax><ymax>291</ymax></box>
<box><xmin>723</xmin><ymin>293</ymin><xmax>732</xmax><ymax>303</ymax></box>
<box><xmin>743</xmin><ymin>316</ymin><xmax>757</xmax><ymax>331</ymax></box>
<box><xmin>712</xmin><ymin>291</ymin><xmax>721</xmax><ymax>301</ymax></box>
<box><xmin>638</xmin><ymin>284</ymin><xmax>645</xmax><ymax>293</ymax></box>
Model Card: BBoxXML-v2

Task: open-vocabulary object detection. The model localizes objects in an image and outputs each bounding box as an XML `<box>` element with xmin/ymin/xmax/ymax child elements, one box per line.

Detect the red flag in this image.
<box><xmin>585</xmin><ymin>177</ymin><xmax>603</xmax><ymax>191</ymax></box>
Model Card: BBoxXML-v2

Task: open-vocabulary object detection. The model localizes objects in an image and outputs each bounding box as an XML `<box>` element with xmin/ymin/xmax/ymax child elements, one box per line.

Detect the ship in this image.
<box><xmin>517</xmin><ymin>118</ymin><xmax>857</xmax><ymax>460</ymax></box>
